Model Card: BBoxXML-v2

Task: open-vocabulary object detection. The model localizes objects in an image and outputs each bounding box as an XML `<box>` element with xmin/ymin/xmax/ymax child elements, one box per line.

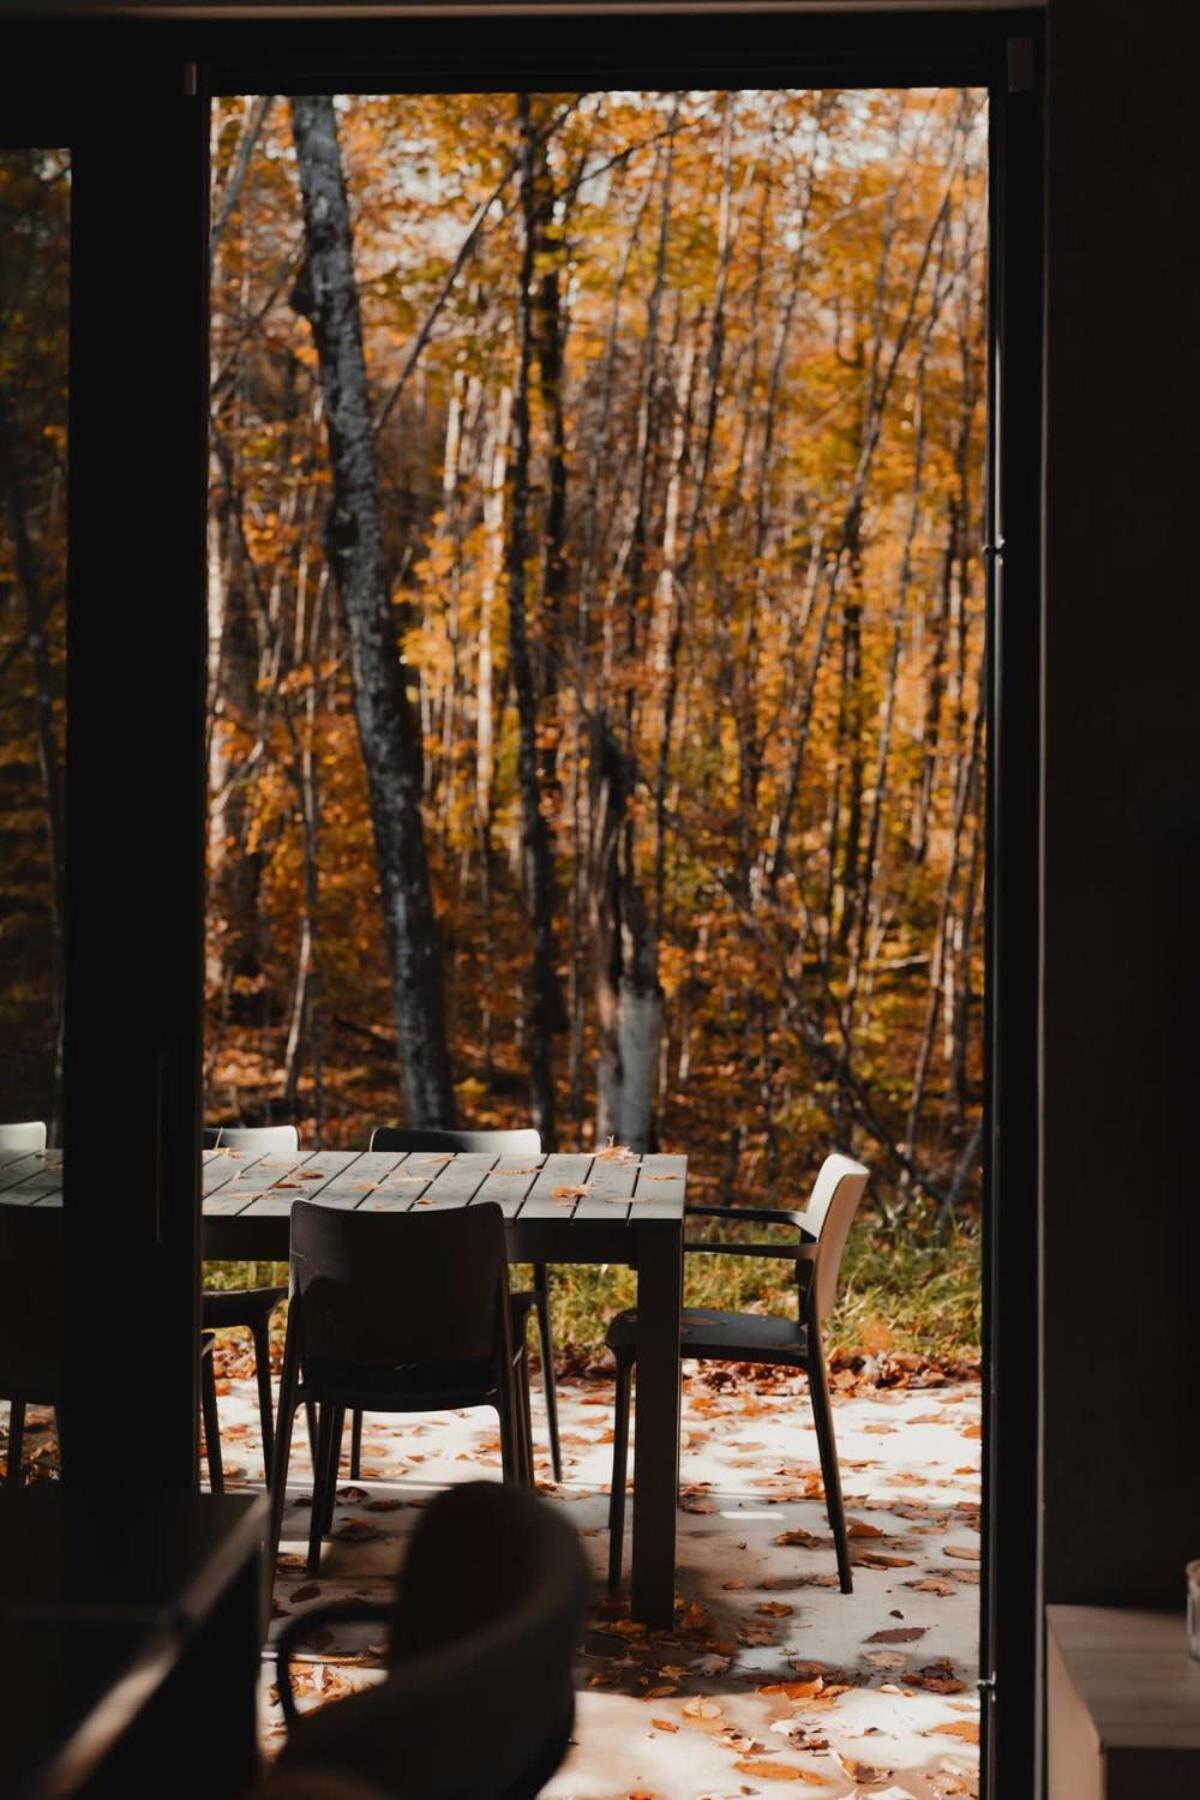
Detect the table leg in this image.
<box><xmin>631</xmin><ymin>1222</ymin><xmax>682</xmax><ymax>1628</ymax></box>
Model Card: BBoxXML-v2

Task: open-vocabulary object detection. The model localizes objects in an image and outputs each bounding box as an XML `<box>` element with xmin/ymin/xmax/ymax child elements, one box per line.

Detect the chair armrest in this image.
<box><xmin>684</xmin><ymin>1239</ymin><xmax>816</xmax><ymax>1260</ymax></box>
<box><xmin>276</xmin><ymin>1600</ymin><xmax>391</xmax><ymax>1729</ymax></box>
<box><xmin>686</xmin><ymin>1204</ymin><xmax>813</xmax><ymax>1231</ymax></box>
<box><xmin>685</xmin><ymin>1206</ymin><xmax>817</xmax><ymax>1258</ymax></box>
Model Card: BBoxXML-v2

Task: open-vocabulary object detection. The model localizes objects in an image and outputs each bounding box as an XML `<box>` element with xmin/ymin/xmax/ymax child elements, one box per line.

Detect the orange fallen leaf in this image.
<box><xmin>944</xmin><ymin>1543</ymin><xmax>980</xmax><ymax>1560</ymax></box>
<box><xmin>551</xmin><ymin>1183</ymin><xmax>590</xmax><ymax>1200</ymax></box>
<box><xmin>931</xmin><ymin>1720</ymin><xmax>980</xmax><ymax>1743</ymax></box>
<box><xmin>846</xmin><ymin>1517</ymin><xmax>885</xmax><ymax>1539</ymax></box>
<box><xmin>650</xmin><ymin>1718</ymin><xmax>678</xmax><ymax>1733</ymax></box>
<box><xmin>755</xmin><ymin>1601</ymin><xmax>795</xmax><ymax>1617</ymax></box>
<box><xmin>866</xmin><ymin>1626</ymin><xmax>927</xmax><ymax>1645</ymax></box>
<box><xmin>732</xmin><ymin>1761</ymin><xmax>829</xmax><ymax>1783</ymax></box>
<box><xmin>759</xmin><ymin>1677</ymin><xmax>824</xmax><ymax>1701</ymax></box>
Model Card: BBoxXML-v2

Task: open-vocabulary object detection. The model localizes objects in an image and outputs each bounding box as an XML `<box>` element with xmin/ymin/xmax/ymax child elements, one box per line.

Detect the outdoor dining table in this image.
<box><xmin>0</xmin><ymin>1143</ymin><xmax>686</xmax><ymax>1628</ymax></box>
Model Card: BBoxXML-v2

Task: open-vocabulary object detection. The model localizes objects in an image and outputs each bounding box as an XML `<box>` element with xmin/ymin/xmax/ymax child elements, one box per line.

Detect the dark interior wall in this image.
<box><xmin>1042</xmin><ymin>0</ymin><xmax>1200</xmax><ymax>1605</ymax></box>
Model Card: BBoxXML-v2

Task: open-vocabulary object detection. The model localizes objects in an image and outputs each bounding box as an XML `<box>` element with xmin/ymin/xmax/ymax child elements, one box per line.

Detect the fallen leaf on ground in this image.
<box><xmin>847</xmin><ymin>1517</ymin><xmax>886</xmax><ymax>1538</ymax></box>
<box><xmin>650</xmin><ymin>1718</ymin><xmax>678</xmax><ymax>1733</ymax></box>
<box><xmin>682</xmin><ymin>1696</ymin><xmax>725</xmax><ymax>1733</ymax></box>
<box><xmin>835</xmin><ymin>1754</ymin><xmax>893</xmax><ymax>1783</ymax></box>
<box><xmin>756</xmin><ymin>1601</ymin><xmax>795</xmax><ymax>1617</ymax></box>
<box><xmin>332</xmin><ymin>1519</ymin><xmax>381</xmax><ymax>1542</ymax></box>
<box><xmin>759</xmin><ymin>1677</ymin><xmax>824</xmax><ymax>1701</ymax></box>
<box><xmin>866</xmin><ymin>1626</ymin><xmax>927</xmax><ymax>1645</ymax></box>
<box><xmin>732</xmin><ymin>1760</ymin><xmax>829</xmax><ymax>1784</ymax></box>
<box><xmin>944</xmin><ymin>1544</ymin><xmax>980</xmax><ymax>1560</ymax></box>
<box><xmin>930</xmin><ymin>1720</ymin><xmax>980</xmax><ymax>1743</ymax></box>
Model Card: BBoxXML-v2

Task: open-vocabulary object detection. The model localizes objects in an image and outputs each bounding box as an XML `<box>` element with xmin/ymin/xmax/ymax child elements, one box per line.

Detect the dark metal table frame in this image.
<box><xmin>0</xmin><ymin>1146</ymin><xmax>684</xmax><ymax>1627</ymax></box>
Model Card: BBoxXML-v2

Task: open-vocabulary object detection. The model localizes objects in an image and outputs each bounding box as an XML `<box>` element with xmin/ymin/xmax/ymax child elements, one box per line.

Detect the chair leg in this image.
<box><xmin>200</xmin><ymin>1350</ymin><xmax>224</xmax><ymax>1495</ymax></box>
<box><xmin>308</xmin><ymin>1405</ymin><xmax>337</xmax><ymax>1574</ymax></box>
<box><xmin>304</xmin><ymin>1402</ymin><xmax>319</xmax><ymax>1471</ymax></box>
<box><xmin>808</xmin><ymin>1336</ymin><xmax>852</xmax><ymax>1595</ymax></box>
<box><xmin>7</xmin><ymin>1398</ymin><xmax>25</xmax><ymax>1488</ymax></box>
<box><xmin>608</xmin><ymin>1352</ymin><xmax>634</xmax><ymax>1589</ymax></box>
<box><xmin>532</xmin><ymin>1265</ymin><xmax>562</xmax><ymax>1483</ymax></box>
<box><xmin>499</xmin><ymin>1361</ymin><xmax>528</xmax><ymax>1487</ymax></box>
<box><xmin>349</xmin><ymin>1408</ymin><xmax>364</xmax><ymax>1481</ymax></box>
<box><xmin>252</xmin><ymin>1315</ymin><xmax>276</xmax><ymax>1477</ymax></box>
<box><xmin>519</xmin><ymin>1352</ymin><xmax>535</xmax><ymax>1486</ymax></box>
<box><xmin>321</xmin><ymin>1406</ymin><xmax>345</xmax><ymax>1536</ymax></box>
<box><xmin>268</xmin><ymin>1321</ymin><xmax>301</xmax><ymax>1571</ymax></box>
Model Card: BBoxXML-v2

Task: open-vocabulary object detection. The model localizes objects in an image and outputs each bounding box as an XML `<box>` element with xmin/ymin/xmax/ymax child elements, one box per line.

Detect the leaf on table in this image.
<box><xmin>866</xmin><ymin>1626</ymin><xmax>927</xmax><ymax>1645</ymax></box>
<box><xmin>595</xmin><ymin>1138</ymin><xmax>636</xmax><ymax>1162</ymax></box>
<box><xmin>552</xmin><ymin>1183</ymin><xmax>591</xmax><ymax>1200</ymax></box>
<box><xmin>929</xmin><ymin>1720</ymin><xmax>980</xmax><ymax>1743</ymax></box>
<box><xmin>650</xmin><ymin>1717</ymin><xmax>679</xmax><ymax>1733</ymax></box>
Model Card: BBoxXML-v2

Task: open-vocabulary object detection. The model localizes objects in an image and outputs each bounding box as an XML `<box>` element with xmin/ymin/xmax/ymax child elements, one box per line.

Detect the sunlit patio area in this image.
<box><xmin>207</xmin><ymin>1352</ymin><xmax>983</xmax><ymax>1797</ymax></box>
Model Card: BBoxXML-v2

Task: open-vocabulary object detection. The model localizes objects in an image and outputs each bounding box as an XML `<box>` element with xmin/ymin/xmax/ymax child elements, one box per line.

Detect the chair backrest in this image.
<box><xmin>290</xmin><ymin>1200</ymin><xmax>509</xmax><ymax>1370</ymax></box>
<box><xmin>800</xmin><ymin>1152</ymin><xmax>870</xmax><ymax>1324</ymax></box>
<box><xmin>0</xmin><ymin>1121</ymin><xmax>47</xmax><ymax>1153</ymax></box>
<box><xmin>0</xmin><ymin>1205</ymin><xmax>62</xmax><ymax>1394</ymax></box>
<box><xmin>204</xmin><ymin>1124</ymin><xmax>300</xmax><ymax>1152</ymax></box>
<box><xmin>278</xmin><ymin>1482</ymin><xmax>590</xmax><ymax>1800</ymax></box>
<box><xmin>368</xmin><ymin>1126</ymin><xmax>541</xmax><ymax>1157</ymax></box>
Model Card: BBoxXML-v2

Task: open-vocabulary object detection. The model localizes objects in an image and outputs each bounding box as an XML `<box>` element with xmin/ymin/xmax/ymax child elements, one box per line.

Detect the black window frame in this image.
<box><xmin>0</xmin><ymin>11</ymin><xmax>1044</xmax><ymax>1794</ymax></box>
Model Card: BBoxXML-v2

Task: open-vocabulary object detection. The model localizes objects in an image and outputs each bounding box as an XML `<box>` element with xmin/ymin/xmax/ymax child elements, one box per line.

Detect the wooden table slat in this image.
<box><xmin>2</xmin><ymin>1162</ymin><xmax>64</xmax><ymax>1205</ymax></box>
<box><xmin>517</xmin><ymin>1153</ymin><xmax>595</xmax><ymax>1220</ymax></box>
<box><xmin>466</xmin><ymin>1155</ymin><xmax>545</xmax><ymax>1219</ymax></box>
<box><xmin>0</xmin><ymin>1150</ymin><xmax>51</xmax><ymax>1194</ymax></box>
<box><xmin>630</xmin><ymin>1153</ymin><xmax>690</xmax><ymax>1219</ymax></box>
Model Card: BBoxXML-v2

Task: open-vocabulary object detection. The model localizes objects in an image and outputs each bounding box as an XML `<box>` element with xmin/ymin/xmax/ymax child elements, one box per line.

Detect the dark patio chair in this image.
<box><xmin>364</xmin><ymin>1126</ymin><xmax>560</xmax><ymax>1482</ymax></box>
<box><xmin>0</xmin><ymin>1120</ymin><xmax>47</xmax><ymax>1152</ymax></box>
<box><xmin>203</xmin><ymin>1123</ymin><xmax>299</xmax><ymax>1474</ymax></box>
<box><xmin>0</xmin><ymin>1205</ymin><xmax>223</xmax><ymax>1488</ymax></box>
<box><xmin>265</xmin><ymin>1480</ymin><xmax>590</xmax><ymax>1800</ymax></box>
<box><xmin>268</xmin><ymin>1202</ymin><xmax>532</xmax><ymax>1575</ymax></box>
<box><xmin>606</xmin><ymin>1151</ymin><xmax>870</xmax><ymax>1593</ymax></box>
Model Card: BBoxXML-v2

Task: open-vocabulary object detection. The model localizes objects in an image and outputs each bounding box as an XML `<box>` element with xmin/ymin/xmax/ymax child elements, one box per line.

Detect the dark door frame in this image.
<box><xmin>1</xmin><ymin>10</ymin><xmax>1044</xmax><ymax>1794</ymax></box>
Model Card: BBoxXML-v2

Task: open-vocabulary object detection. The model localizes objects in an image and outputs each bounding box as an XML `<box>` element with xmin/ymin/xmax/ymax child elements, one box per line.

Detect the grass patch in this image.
<box><xmin>208</xmin><ymin>1222</ymin><xmax>980</xmax><ymax>1370</ymax></box>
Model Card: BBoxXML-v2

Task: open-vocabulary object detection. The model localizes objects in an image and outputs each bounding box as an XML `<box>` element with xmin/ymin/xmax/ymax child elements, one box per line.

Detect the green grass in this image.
<box><xmin>207</xmin><ymin>1222</ymin><xmax>981</xmax><ymax>1371</ymax></box>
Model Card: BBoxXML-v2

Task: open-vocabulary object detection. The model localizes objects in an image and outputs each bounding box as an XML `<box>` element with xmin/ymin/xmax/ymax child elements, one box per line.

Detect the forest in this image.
<box><xmin>1</xmin><ymin>89</ymin><xmax>987</xmax><ymax>1358</ymax></box>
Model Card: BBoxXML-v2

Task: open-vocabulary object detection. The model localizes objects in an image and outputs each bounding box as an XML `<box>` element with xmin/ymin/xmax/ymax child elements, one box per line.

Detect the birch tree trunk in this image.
<box><xmin>508</xmin><ymin>93</ymin><xmax>561</xmax><ymax>1146</ymax></box>
<box><xmin>290</xmin><ymin>93</ymin><xmax>455</xmax><ymax>1127</ymax></box>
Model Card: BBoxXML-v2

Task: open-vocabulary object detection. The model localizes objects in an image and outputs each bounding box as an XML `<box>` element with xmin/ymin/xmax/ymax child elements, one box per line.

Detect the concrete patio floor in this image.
<box><xmin>207</xmin><ymin>1355</ymin><xmax>981</xmax><ymax>1799</ymax></box>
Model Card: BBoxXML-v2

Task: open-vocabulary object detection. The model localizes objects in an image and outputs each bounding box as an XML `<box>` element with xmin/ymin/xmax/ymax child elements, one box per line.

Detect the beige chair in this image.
<box><xmin>607</xmin><ymin>1151</ymin><xmax>870</xmax><ymax>1593</ymax></box>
